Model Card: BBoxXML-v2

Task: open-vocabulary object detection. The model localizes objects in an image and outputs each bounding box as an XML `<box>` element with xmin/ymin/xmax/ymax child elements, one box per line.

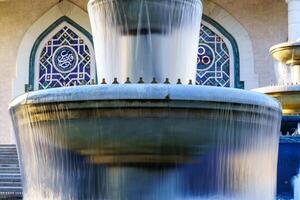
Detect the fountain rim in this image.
<box><xmin>88</xmin><ymin>0</ymin><xmax>203</xmax><ymax>6</ymax></box>
<box><xmin>253</xmin><ymin>84</ymin><xmax>300</xmax><ymax>94</ymax></box>
<box><xmin>9</xmin><ymin>84</ymin><xmax>281</xmax><ymax>112</ymax></box>
<box><xmin>270</xmin><ymin>41</ymin><xmax>300</xmax><ymax>65</ymax></box>
<box><xmin>270</xmin><ymin>41</ymin><xmax>300</xmax><ymax>54</ymax></box>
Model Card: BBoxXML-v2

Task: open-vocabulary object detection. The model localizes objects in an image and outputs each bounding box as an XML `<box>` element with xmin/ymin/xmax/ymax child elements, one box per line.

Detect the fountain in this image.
<box><xmin>254</xmin><ymin>40</ymin><xmax>300</xmax><ymax>199</ymax></box>
<box><xmin>9</xmin><ymin>0</ymin><xmax>282</xmax><ymax>199</ymax></box>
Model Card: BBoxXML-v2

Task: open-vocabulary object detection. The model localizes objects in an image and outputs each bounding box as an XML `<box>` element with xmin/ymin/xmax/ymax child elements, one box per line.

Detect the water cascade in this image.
<box><xmin>10</xmin><ymin>0</ymin><xmax>282</xmax><ymax>199</ymax></box>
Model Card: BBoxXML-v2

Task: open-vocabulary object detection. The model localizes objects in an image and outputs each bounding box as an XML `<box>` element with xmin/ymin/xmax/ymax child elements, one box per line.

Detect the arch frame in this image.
<box><xmin>13</xmin><ymin>0</ymin><xmax>95</xmax><ymax>97</ymax></box>
<box><xmin>29</xmin><ymin>16</ymin><xmax>96</xmax><ymax>91</ymax></box>
<box><xmin>203</xmin><ymin>0</ymin><xmax>258</xmax><ymax>89</ymax></box>
<box><xmin>202</xmin><ymin>15</ymin><xmax>243</xmax><ymax>89</ymax></box>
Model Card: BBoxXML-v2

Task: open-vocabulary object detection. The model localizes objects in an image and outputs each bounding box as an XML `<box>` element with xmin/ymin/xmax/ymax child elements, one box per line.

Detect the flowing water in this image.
<box><xmin>88</xmin><ymin>0</ymin><xmax>202</xmax><ymax>84</ymax></box>
<box><xmin>274</xmin><ymin>62</ymin><xmax>292</xmax><ymax>85</ymax></box>
<box><xmin>9</xmin><ymin>85</ymin><xmax>282</xmax><ymax>200</ymax></box>
<box><xmin>294</xmin><ymin>170</ymin><xmax>300</xmax><ymax>200</ymax></box>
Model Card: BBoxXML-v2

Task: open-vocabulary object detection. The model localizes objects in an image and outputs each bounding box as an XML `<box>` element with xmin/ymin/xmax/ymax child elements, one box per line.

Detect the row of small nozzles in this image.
<box><xmin>101</xmin><ymin>77</ymin><xmax>194</xmax><ymax>85</ymax></box>
<box><xmin>269</xmin><ymin>82</ymin><xmax>300</xmax><ymax>86</ymax></box>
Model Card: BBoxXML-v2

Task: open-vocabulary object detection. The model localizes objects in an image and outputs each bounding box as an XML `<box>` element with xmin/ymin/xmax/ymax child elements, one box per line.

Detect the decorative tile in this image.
<box><xmin>197</xmin><ymin>25</ymin><xmax>230</xmax><ymax>87</ymax></box>
<box><xmin>38</xmin><ymin>26</ymin><xmax>92</xmax><ymax>89</ymax></box>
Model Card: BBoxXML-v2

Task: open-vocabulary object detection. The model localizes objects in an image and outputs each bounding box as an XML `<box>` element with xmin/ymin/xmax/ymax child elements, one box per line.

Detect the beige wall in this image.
<box><xmin>0</xmin><ymin>0</ymin><xmax>288</xmax><ymax>144</ymax></box>
<box><xmin>209</xmin><ymin>0</ymin><xmax>288</xmax><ymax>86</ymax></box>
<box><xmin>0</xmin><ymin>0</ymin><xmax>86</xmax><ymax>144</ymax></box>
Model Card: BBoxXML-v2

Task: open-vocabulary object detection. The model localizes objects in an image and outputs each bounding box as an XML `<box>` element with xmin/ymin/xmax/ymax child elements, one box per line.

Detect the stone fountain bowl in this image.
<box><xmin>270</xmin><ymin>41</ymin><xmax>300</xmax><ymax>65</ymax></box>
<box><xmin>10</xmin><ymin>84</ymin><xmax>281</xmax><ymax>164</ymax></box>
<box><xmin>88</xmin><ymin>0</ymin><xmax>202</xmax><ymax>34</ymax></box>
<box><xmin>9</xmin><ymin>84</ymin><xmax>282</xmax><ymax>199</ymax></box>
<box><xmin>254</xmin><ymin>85</ymin><xmax>300</xmax><ymax>116</ymax></box>
<box><xmin>10</xmin><ymin>84</ymin><xmax>280</xmax><ymax>163</ymax></box>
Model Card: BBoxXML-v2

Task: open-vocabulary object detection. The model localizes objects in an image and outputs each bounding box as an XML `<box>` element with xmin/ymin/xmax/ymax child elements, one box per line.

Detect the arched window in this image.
<box><xmin>28</xmin><ymin>17</ymin><xmax>96</xmax><ymax>91</ymax></box>
<box><xmin>197</xmin><ymin>15</ymin><xmax>244</xmax><ymax>89</ymax></box>
<box><xmin>26</xmin><ymin>16</ymin><xmax>243</xmax><ymax>91</ymax></box>
<box><xmin>197</xmin><ymin>25</ymin><xmax>230</xmax><ymax>87</ymax></box>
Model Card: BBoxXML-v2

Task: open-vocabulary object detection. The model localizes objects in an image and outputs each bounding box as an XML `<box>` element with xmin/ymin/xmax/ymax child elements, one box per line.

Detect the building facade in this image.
<box><xmin>0</xmin><ymin>0</ymin><xmax>289</xmax><ymax>143</ymax></box>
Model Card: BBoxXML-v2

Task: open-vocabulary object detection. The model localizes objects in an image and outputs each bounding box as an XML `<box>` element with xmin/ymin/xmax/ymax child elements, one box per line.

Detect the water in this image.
<box><xmin>9</xmin><ymin>85</ymin><xmax>282</xmax><ymax>200</ymax></box>
<box><xmin>88</xmin><ymin>0</ymin><xmax>203</xmax><ymax>84</ymax></box>
<box><xmin>294</xmin><ymin>171</ymin><xmax>300</xmax><ymax>200</ymax></box>
<box><xmin>274</xmin><ymin>62</ymin><xmax>292</xmax><ymax>85</ymax></box>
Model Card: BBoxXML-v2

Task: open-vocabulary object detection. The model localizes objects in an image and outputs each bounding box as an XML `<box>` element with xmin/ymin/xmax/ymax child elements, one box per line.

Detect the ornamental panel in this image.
<box><xmin>38</xmin><ymin>26</ymin><xmax>93</xmax><ymax>89</ymax></box>
<box><xmin>197</xmin><ymin>24</ymin><xmax>230</xmax><ymax>87</ymax></box>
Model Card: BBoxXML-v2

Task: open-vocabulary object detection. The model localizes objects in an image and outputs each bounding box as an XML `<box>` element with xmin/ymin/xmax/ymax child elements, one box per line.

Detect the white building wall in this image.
<box><xmin>210</xmin><ymin>0</ymin><xmax>288</xmax><ymax>87</ymax></box>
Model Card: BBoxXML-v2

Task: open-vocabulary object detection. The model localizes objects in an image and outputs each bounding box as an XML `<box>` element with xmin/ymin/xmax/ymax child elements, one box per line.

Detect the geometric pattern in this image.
<box><xmin>196</xmin><ymin>24</ymin><xmax>230</xmax><ymax>87</ymax></box>
<box><xmin>38</xmin><ymin>26</ymin><xmax>92</xmax><ymax>89</ymax></box>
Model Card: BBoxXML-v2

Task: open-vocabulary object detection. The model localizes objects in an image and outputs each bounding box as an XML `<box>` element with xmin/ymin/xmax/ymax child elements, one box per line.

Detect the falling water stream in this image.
<box><xmin>274</xmin><ymin>62</ymin><xmax>292</xmax><ymax>85</ymax></box>
<box><xmin>293</xmin><ymin>171</ymin><xmax>300</xmax><ymax>200</ymax></box>
<box><xmin>88</xmin><ymin>0</ymin><xmax>202</xmax><ymax>84</ymax></box>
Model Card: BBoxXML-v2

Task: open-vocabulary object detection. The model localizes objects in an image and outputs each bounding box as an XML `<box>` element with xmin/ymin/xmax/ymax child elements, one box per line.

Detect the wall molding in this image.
<box><xmin>202</xmin><ymin>15</ymin><xmax>244</xmax><ymax>89</ymax></box>
<box><xmin>203</xmin><ymin>0</ymin><xmax>257</xmax><ymax>89</ymax></box>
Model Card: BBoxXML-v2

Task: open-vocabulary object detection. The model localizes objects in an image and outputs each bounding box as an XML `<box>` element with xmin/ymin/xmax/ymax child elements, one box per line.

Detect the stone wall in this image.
<box><xmin>0</xmin><ymin>0</ymin><xmax>288</xmax><ymax>143</ymax></box>
<box><xmin>210</xmin><ymin>0</ymin><xmax>288</xmax><ymax>86</ymax></box>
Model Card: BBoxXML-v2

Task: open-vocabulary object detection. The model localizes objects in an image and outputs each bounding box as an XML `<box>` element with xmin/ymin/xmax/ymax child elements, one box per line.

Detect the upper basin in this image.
<box><xmin>270</xmin><ymin>41</ymin><xmax>300</xmax><ymax>65</ymax></box>
<box><xmin>88</xmin><ymin>0</ymin><xmax>203</xmax><ymax>84</ymax></box>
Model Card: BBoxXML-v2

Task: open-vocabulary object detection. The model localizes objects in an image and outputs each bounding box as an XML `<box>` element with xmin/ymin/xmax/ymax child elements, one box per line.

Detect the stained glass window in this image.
<box><xmin>38</xmin><ymin>26</ymin><xmax>95</xmax><ymax>90</ymax></box>
<box><xmin>197</xmin><ymin>24</ymin><xmax>231</xmax><ymax>87</ymax></box>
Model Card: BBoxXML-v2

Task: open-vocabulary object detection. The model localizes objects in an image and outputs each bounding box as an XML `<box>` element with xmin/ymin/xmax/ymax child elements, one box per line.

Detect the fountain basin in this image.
<box><xmin>254</xmin><ymin>85</ymin><xmax>300</xmax><ymax>116</ymax></box>
<box><xmin>270</xmin><ymin>41</ymin><xmax>300</xmax><ymax>65</ymax></box>
<box><xmin>10</xmin><ymin>84</ymin><xmax>282</xmax><ymax>199</ymax></box>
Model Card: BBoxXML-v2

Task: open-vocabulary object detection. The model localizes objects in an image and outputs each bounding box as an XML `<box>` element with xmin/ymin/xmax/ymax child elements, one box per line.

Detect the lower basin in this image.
<box><xmin>10</xmin><ymin>84</ymin><xmax>281</xmax><ymax>200</ymax></box>
<box><xmin>254</xmin><ymin>85</ymin><xmax>300</xmax><ymax>116</ymax></box>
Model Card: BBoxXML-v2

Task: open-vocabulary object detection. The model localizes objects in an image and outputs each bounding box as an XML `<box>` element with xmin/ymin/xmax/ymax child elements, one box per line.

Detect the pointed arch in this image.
<box><xmin>28</xmin><ymin>16</ymin><xmax>96</xmax><ymax>91</ymax></box>
<box><xmin>13</xmin><ymin>0</ymin><xmax>96</xmax><ymax>97</ymax></box>
<box><xmin>199</xmin><ymin>14</ymin><xmax>243</xmax><ymax>89</ymax></box>
<box><xmin>202</xmin><ymin>0</ymin><xmax>257</xmax><ymax>89</ymax></box>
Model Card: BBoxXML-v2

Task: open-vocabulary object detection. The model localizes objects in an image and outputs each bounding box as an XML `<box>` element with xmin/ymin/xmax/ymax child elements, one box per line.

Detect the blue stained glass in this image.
<box><xmin>39</xmin><ymin>26</ymin><xmax>92</xmax><ymax>89</ymax></box>
<box><xmin>197</xmin><ymin>25</ymin><xmax>230</xmax><ymax>87</ymax></box>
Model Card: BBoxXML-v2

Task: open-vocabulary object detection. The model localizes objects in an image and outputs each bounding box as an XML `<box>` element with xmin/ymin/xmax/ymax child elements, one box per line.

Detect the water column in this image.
<box><xmin>88</xmin><ymin>0</ymin><xmax>202</xmax><ymax>84</ymax></box>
